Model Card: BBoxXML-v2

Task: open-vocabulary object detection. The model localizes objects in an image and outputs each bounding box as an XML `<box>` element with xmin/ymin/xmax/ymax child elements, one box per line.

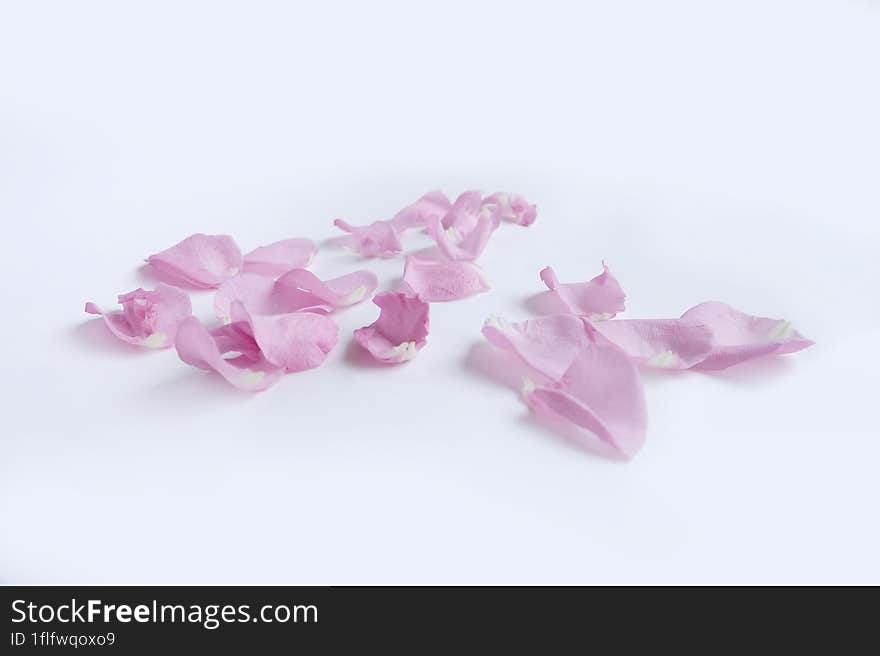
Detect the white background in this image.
<box><xmin>2</xmin><ymin>1</ymin><xmax>878</xmax><ymax>584</ymax></box>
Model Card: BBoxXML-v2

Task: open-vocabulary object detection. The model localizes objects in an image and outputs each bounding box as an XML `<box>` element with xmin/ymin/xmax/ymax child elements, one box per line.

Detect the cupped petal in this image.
<box><xmin>229</xmin><ymin>301</ymin><xmax>339</xmax><ymax>372</ymax></box>
<box><xmin>84</xmin><ymin>283</ymin><xmax>192</xmax><ymax>349</ymax></box>
<box><xmin>174</xmin><ymin>316</ymin><xmax>284</xmax><ymax>391</ymax></box>
<box><xmin>214</xmin><ymin>269</ymin><xmax>378</xmax><ymax>318</ymax></box>
<box><xmin>539</xmin><ymin>264</ymin><xmax>626</xmax><ymax>319</ymax></box>
<box><xmin>354</xmin><ymin>290</ymin><xmax>430</xmax><ymax>364</ymax></box>
<box><xmin>680</xmin><ymin>301</ymin><xmax>814</xmax><ymax>370</ymax></box>
<box><xmin>594</xmin><ymin>318</ymin><xmax>715</xmax><ymax>369</ymax></box>
<box><xmin>403</xmin><ymin>255</ymin><xmax>490</xmax><ymax>302</ymax></box>
<box><xmin>427</xmin><ymin>210</ymin><xmax>498</xmax><ymax>261</ymax></box>
<box><xmin>242</xmin><ymin>238</ymin><xmax>317</xmax><ymax>277</ymax></box>
<box><xmin>333</xmin><ymin>219</ymin><xmax>403</xmax><ymax>257</ymax></box>
<box><xmin>525</xmin><ymin>323</ymin><xmax>647</xmax><ymax>458</ymax></box>
<box><xmin>146</xmin><ymin>234</ymin><xmax>243</xmax><ymax>288</ymax></box>
<box><xmin>482</xmin><ymin>192</ymin><xmax>537</xmax><ymax>226</ymax></box>
<box><xmin>482</xmin><ymin>314</ymin><xmax>591</xmax><ymax>382</ymax></box>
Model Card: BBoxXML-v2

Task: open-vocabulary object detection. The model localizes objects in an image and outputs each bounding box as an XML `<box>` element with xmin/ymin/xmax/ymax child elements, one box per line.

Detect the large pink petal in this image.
<box><xmin>84</xmin><ymin>283</ymin><xmax>192</xmax><ymax>349</ymax></box>
<box><xmin>333</xmin><ymin>219</ymin><xmax>403</xmax><ymax>257</ymax></box>
<box><xmin>594</xmin><ymin>318</ymin><xmax>715</xmax><ymax>369</ymax></box>
<box><xmin>174</xmin><ymin>316</ymin><xmax>284</xmax><ymax>391</ymax></box>
<box><xmin>242</xmin><ymin>238</ymin><xmax>317</xmax><ymax>277</ymax></box>
<box><xmin>539</xmin><ymin>264</ymin><xmax>626</xmax><ymax>319</ymax></box>
<box><xmin>229</xmin><ymin>301</ymin><xmax>338</xmax><ymax>372</ymax></box>
<box><xmin>680</xmin><ymin>301</ymin><xmax>814</xmax><ymax>370</ymax></box>
<box><xmin>354</xmin><ymin>290</ymin><xmax>430</xmax><ymax>364</ymax></box>
<box><xmin>146</xmin><ymin>234</ymin><xmax>243</xmax><ymax>289</ymax></box>
<box><xmin>482</xmin><ymin>314</ymin><xmax>591</xmax><ymax>382</ymax></box>
<box><xmin>214</xmin><ymin>269</ymin><xmax>378</xmax><ymax>318</ymax></box>
<box><xmin>482</xmin><ymin>192</ymin><xmax>537</xmax><ymax>226</ymax></box>
<box><xmin>403</xmin><ymin>255</ymin><xmax>490</xmax><ymax>302</ymax></box>
<box><xmin>525</xmin><ymin>323</ymin><xmax>647</xmax><ymax>459</ymax></box>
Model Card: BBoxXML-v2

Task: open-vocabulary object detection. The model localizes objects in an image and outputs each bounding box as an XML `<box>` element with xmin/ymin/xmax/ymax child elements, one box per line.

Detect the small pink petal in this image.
<box><xmin>525</xmin><ymin>322</ymin><xmax>647</xmax><ymax>458</ymax></box>
<box><xmin>214</xmin><ymin>269</ymin><xmax>378</xmax><ymax>318</ymax></box>
<box><xmin>354</xmin><ymin>290</ymin><xmax>430</xmax><ymax>364</ymax></box>
<box><xmin>389</xmin><ymin>190</ymin><xmax>453</xmax><ymax>231</ymax></box>
<box><xmin>594</xmin><ymin>318</ymin><xmax>715</xmax><ymax>369</ymax></box>
<box><xmin>403</xmin><ymin>255</ymin><xmax>490</xmax><ymax>302</ymax></box>
<box><xmin>174</xmin><ymin>316</ymin><xmax>284</xmax><ymax>392</ymax></box>
<box><xmin>482</xmin><ymin>192</ymin><xmax>537</xmax><ymax>226</ymax></box>
<box><xmin>333</xmin><ymin>219</ymin><xmax>403</xmax><ymax>257</ymax></box>
<box><xmin>229</xmin><ymin>301</ymin><xmax>339</xmax><ymax>372</ymax></box>
<box><xmin>146</xmin><ymin>234</ymin><xmax>243</xmax><ymax>289</ymax></box>
<box><xmin>427</xmin><ymin>192</ymin><xmax>500</xmax><ymax>261</ymax></box>
<box><xmin>540</xmin><ymin>264</ymin><xmax>626</xmax><ymax>319</ymax></box>
<box><xmin>242</xmin><ymin>238</ymin><xmax>317</xmax><ymax>277</ymax></box>
<box><xmin>84</xmin><ymin>284</ymin><xmax>192</xmax><ymax>349</ymax></box>
<box><xmin>680</xmin><ymin>301</ymin><xmax>814</xmax><ymax>370</ymax></box>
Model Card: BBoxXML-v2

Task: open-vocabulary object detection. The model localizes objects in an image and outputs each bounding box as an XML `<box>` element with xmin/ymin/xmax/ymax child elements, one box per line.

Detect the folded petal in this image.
<box><xmin>354</xmin><ymin>290</ymin><xmax>430</xmax><ymax>363</ymax></box>
<box><xmin>146</xmin><ymin>234</ymin><xmax>243</xmax><ymax>288</ymax></box>
<box><xmin>333</xmin><ymin>219</ymin><xmax>403</xmax><ymax>257</ymax></box>
<box><xmin>427</xmin><ymin>210</ymin><xmax>498</xmax><ymax>261</ymax></box>
<box><xmin>594</xmin><ymin>318</ymin><xmax>715</xmax><ymax>369</ymax></box>
<box><xmin>229</xmin><ymin>301</ymin><xmax>339</xmax><ymax>372</ymax></box>
<box><xmin>482</xmin><ymin>192</ymin><xmax>537</xmax><ymax>226</ymax></box>
<box><xmin>84</xmin><ymin>283</ymin><xmax>192</xmax><ymax>349</ymax></box>
<box><xmin>540</xmin><ymin>264</ymin><xmax>626</xmax><ymax>319</ymax></box>
<box><xmin>482</xmin><ymin>314</ymin><xmax>591</xmax><ymax>382</ymax></box>
<box><xmin>214</xmin><ymin>269</ymin><xmax>378</xmax><ymax>318</ymax></box>
<box><xmin>680</xmin><ymin>301</ymin><xmax>814</xmax><ymax>370</ymax></box>
<box><xmin>389</xmin><ymin>190</ymin><xmax>453</xmax><ymax>231</ymax></box>
<box><xmin>174</xmin><ymin>316</ymin><xmax>284</xmax><ymax>391</ymax></box>
<box><xmin>403</xmin><ymin>255</ymin><xmax>490</xmax><ymax>302</ymax></box>
<box><xmin>242</xmin><ymin>238</ymin><xmax>317</xmax><ymax>277</ymax></box>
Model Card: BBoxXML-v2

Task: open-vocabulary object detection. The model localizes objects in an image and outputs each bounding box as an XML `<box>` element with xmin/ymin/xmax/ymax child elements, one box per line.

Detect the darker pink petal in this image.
<box><xmin>403</xmin><ymin>255</ymin><xmax>490</xmax><ymax>302</ymax></box>
<box><xmin>214</xmin><ymin>269</ymin><xmax>378</xmax><ymax>318</ymax></box>
<box><xmin>680</xmin><ymin>302</ymin><xmax>814</xmax><ymax>370</ymax></box>
<box><xmin>354</xmin><ymin>290</ymin><xmax>430</xmax><ymax>364</ymax></box>
<box><xmin>146</xmin><ymin>234</ymin><xmax>243</xmax><ymax>289</ymax></box>
<box><xmin>84</xmin><ymin>284</ymin><xmax>192</xmax><ymax>349</ymax></box>
<box><xmin>174</xmin><ymin>317</ymin><xmax>284</xmax><ymax>391</ymax></box>
<box><xmin>482</xmin><ymin>192</ymin><xmax>537</xmax><ymax>226</ymax></box>
<box><xmin>540</xmin><ymin>264</ymin><xmax>626</xmax><ymax>319</ymax></box>
<box><xmin>242</xmin><ymin>238</ymin><xmax>317</xmax><ymax>277</ymax></box>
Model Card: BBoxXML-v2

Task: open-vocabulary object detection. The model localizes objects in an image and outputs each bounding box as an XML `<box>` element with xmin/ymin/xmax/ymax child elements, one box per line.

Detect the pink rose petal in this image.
<box><xmin>229</xmin><ymin>301</ymin><xmax>339</xmax><ymax>372</ymax></box>
<box><xmin>540</xmin><ymin>264</ymin><xmax>626</xmax><ymax>319</ymax></box>
<box><xmin>333</xmin><ymin>219</ymin><xmax>404</xmax><ymax>258</ymax></box>
<box><xmin>390</xmin><ymin>190</ymin><xmax>453</xmax><ymax>231</ymax></box>
<box><xmin>174</xmin><ymin>317</ymin><xmax>284</xmax><ymax>392</ymax></box>
<box><xmin>146</xmin><ymin>234</ymin><xmax>243</xmax><ymax>289</ymax></box>
<box><xmin>427</xmin><ymin>191</ymin><xmax>500</xmax><ymax>261</ymax></box>
<box><xmin>354</xmin><ymin>290</ymin><xmax>430</xmax><ymax>364</ymax></box>
<box><xmin>214</xmin><ymin>268</ymin><xmax>378</xmax><ymax>318</ymax></box>
<box><xmin>681</xmin><ymin>301</ymin><xmax>814</xmax><ymax>370</ymax></box>
<box><xmin>594</xmin><ymin>318</ymin><xmax>715</xmax><ymax>369</ymax></box>
<box><xmin>482</xmin><ymin>192</ymin><xmax>537</xmax><ymax>226</ymax></box>
<box><xmin>403</xmin><ymin>255</ymin><xmax>490</xmax><ymax>302</ymax></box>
<box><xmin>84</xmin><ymin>284</ymin><xmax>192</xmax><ymax>349</ymax></box>
<box><xmin>242</xmin><ymin>238</ymin><xmax>317</xmax><ymax>277</ymax></box>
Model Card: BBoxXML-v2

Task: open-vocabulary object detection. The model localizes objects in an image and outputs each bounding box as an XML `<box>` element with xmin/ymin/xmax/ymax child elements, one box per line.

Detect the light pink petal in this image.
<box><xmin>427</xmin><ymin>192</ymin><xmax>500</xmax><ymax>261</ymax></box>
<box><xmin>540</xmin><ymin>264</ymin><xmax>626</xmax><ymax>319</ymax></box>
<box><xmin>354</xmin><ymin>290</ymin><xmax>430</xmax><ymax>364</ymax></box>
<box><xmin>440</xmin><ymin>190</ymin><xmax>485</xmax><ymax>232</ymax></box>
<box><xmin>229</xmin><ymin>301</ymin><xmax>338</xmax><ymax>372</ymax></box>
<box><xmin>84</xmin><ymin>284</ymin><xmax>192</xmax><ymax>349</ymax></box>
<box><xmin>174</xmin><ymin>316</ymin><xmax>284</xmax><ymax>392</ymax></box>
<box><xmin>482</xmin><ymin>314</ymin><xmax>592</xmax><ymax>382</ymax></box>
<box><xmin>525</xmin><ymin>323</ymin><xmax>647</xmax><ymax>459</ymax></box>
<box><xmin>389</xmin><ymin>190</ymin><xmax>453</xmax><ymax>231</ymax></box>
<box><xmin>146</xmin><ymin>234</ymin><xmax>243</xmax><ymax>289</ymax></box>
<box><xmin>214</xmin><ymin>269</ymin><xmax>378</xmax><ymax>318</ymax></box>
<box><xmin>680</xmin><ymin>301</ymin><xmax>814</xmax><ymax>370</ymax></box>
<box><xmin>333</xmin><ymin>219</ymin><xmax>403</xmax><ymax>257</ymax></box>
<box><xmin>403</xmin><ymin>255</ymin><xmax>490</xmax><ymax>302</ymax></box>
<box><xmin>242</xmin><ymin>238</ymin><xmax>317</xmax><ymax>277</ymax></box>
<box><xmin>594</xmin><ymin>318</ymin><xmax>715</xmax><ymax>369</ymax></box>
<box><xmin>482</xmin><ymin>192</ymin><xmax>537</xmax><ymax>226</ymax></box>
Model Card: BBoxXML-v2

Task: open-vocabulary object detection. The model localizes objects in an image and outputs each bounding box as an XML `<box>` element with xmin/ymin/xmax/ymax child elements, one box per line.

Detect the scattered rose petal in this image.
<box><xmin>214</xmin><ymin>269</ymin><xmax>378</xmax><ymax>319</ymax></box>
<box><xmin>594</xmin><ymin>318</ymin><xmax>715</xmax><ymax>369</ymax></box>
<box><xmin>482</xmin><ymin>192</ymin><xmax>537</xmax><ymax>226</ymax></box>
<box><xmin>428</xmin><ymin>191</ymin><xmax>500</xmax><ymax>261</ymax></box>
<box><xmin>146</xmin><ymin>234</ymin><xmax>243</xmax><ymax>289</ymax></box>
<box><xmin>84</xmin><ymin>284</ymin><xmax>192</xmax><ymax>349</ymax></box>
<box><xmin>389</xmin><ymin>190</ymin><xmax>453</xmax><ymax>231</ymax></box>
<box><xmin>174</xmin><ymin>316</ymin><xmax>284</xmax><ymax>392</ymax></box>
<box><xmin>680</xmin><ymin>301</ymin><xmax>814</xmax><ymax>370</ymax></box>
<box><xmin>354</xmin><ymin>290</ymin><xmax>430</xmax><ymax>364</ymax></box>
<box><xmin>333</xmin><ymin>219</ymin><xmax>404</xmax><ymax>257</ymax></box>
<box><xmin>242</xmin><ymin>238</ymin><xmax>317</xmax><ymax>277</ymax></box>
<box><xmin>403</xmin><ymin>255</ymin><xmax>490</xmax><ymax>302</ymax></box>
<box><xmin>540</xmin><ymin>264</ymin><xmax>626</xmax><ymax>319</ymax></box>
